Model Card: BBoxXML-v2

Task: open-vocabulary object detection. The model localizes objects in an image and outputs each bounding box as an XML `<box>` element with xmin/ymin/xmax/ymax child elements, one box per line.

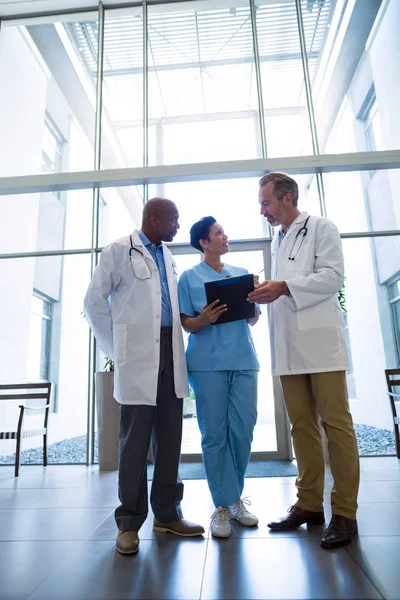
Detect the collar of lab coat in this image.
<box><xmin>279</xmin><ymin>211</ymin><xmax>309</xmax><ymax>238</ymax></box>
<box><xmin>130</xmin><ymin>229</ymin><xmax>158</xmax><ymax>263</ymax></box>
<box><xmin>271</xmin><ymin>211</ymin><xmax>309</xmax><ymax>253</ymax></box>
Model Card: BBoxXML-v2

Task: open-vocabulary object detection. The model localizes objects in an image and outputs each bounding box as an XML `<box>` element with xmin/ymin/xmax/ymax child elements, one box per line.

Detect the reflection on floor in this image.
<box><xmin>0</xmin><ymin>457</ymin><xmax>399</xmax><ymax>599</ymax></box>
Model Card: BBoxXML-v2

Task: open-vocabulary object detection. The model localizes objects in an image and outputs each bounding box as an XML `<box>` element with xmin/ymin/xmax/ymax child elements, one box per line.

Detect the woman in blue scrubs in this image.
<box><xmin>178</xmin><ymin>216</ymin><xmax>260</xmax><ymax>538</ymax></box>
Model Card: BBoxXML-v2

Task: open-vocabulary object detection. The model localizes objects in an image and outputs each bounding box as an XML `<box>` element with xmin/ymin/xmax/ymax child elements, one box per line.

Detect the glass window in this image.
<box><xmin>363</xmin><ymin>95</ymin><xmax>384</xmax><ymax>153</ymax></box>
<box><xmin>389</xmin><ymin>278</ymin><xmax>400</xmax><ymax>365</ymax></box>
<box><xmin>256</xmin><ymin>0</ymin><xmax>316</xmax><ymax>157</ymax></box>
<box><xmin>0</xmin><ymin>189</ymin><xmax>94</xmax><ymax>254</ymax></box>
<box><xmin>150</xmin><ymin>178</ymin><xmax>265</xmax><ymax>243</ymax></box>
<box><xmin>41</xmin><ymin>115</ymin><xmax>64</xmax><ymax>175</ymax></box>
<box><xmin>322</xmin><ymin>168</ymin><xmax>400</xmax><ymax>234</ymax></box>
<box><xmin>27</xmin><ymin>294</ymin><xmax>52</xmax><ymax>381</ymax></box>
<box><xmin>389</xmin><ymin>280</ymin><xmax>400</xmax><ymax>301</ymax></box>
<box><xmin>41</xmin><ymin>115</ymin><xmax>65</xmax><ymax>201</ymax></box>
<box><xmin>342</xmin><ymin>237</ymin><xmax>399</xmax><ymax>455</ymax></box>
<box><xmin>0</xmin><ymin>254</ymin><xmax>91</xmax><ymax>465</ymax></box>
<box><xmin>0</xmin><ymin>15</ymin><xmax>98</xmax><ymax>178</ymax></box>
<box><xmin>227</xmin><ymin>249</ymin><xmax>276</xmax><ymax>452</ymax></box>
<box><xmin>172</xmin><ymin>253</ymin><xmax>202</xmax><ymax>455</ymax></box>
<box><xmin>343</xmin><ymin>311</ymin><xmax>356</xmax><ymax>398</ymax></box>
<box><xmin>147</xmin><ymin>0</ymin><xmax>261</xmax><ymax>166</ymax></box>
<box><xmin>149</xmin><ymin>174</ymin><xmax>321</xmax><ymax>244</ymax></box>
<box><xmin>98</xmin><ymin>186</ymin><xmax>143</xmax><ymax>247</ymax></box>
<box><xmin>100</xmin><ymin>7</ymin><xmax>144</xmax><ymax>169</ymax></box>
<box><xmin>309</xmin><ymin>0</ymin><xmax>400</xmax><ymax>155</ymax></box>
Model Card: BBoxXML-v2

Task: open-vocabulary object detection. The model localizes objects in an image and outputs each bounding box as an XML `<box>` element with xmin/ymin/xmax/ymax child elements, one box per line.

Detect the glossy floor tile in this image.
<box><xmin>0</xmin><ymin>507</ymin><xmax>112</xmax><ymax>541</ymax></box>
<box><xmin>0</xmin><ymin>457</ymin><xmax>398</xmax><ymax>599</ymax></box>
<box><xmin>346</xmin><ymin>535</ymin><xmax>400</xmax><ymax>600</ymax></box>
<box><xmin>28</xmin><ymin>539</ymin><xmax>208</xmax><ymax>600</ymax></box>
<box><xmin>355</xmin><ymin>502</ymin><xmax>400</xmax><ymax>536</ymax></box>
<box><xmin>201</xmin><ymin>537</ymin><xmax>383</xmax><ymax>600</ymax></box>
<box><xmin>0</xmin><ymin>541</ymin><xmax>79</xmax><ymax>600</ymax></box>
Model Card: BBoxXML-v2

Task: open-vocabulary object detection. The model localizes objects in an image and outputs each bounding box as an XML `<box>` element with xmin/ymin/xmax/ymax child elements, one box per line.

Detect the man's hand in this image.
<box><xmin>198</xmin><ymin>299</ymin><xmax>228</xmax><ymax>326</ymax></box>
<box><xmin>247</xmin><ymin>280</ymin><xmax>289</xmax><ymax>304</ymax></box>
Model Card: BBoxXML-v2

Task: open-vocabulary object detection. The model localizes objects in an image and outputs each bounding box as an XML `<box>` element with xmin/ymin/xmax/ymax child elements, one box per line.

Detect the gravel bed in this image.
<box><xmin>0</xmin><ymin>425</ymin><xmax>396</xmax><ymax>465</ymax></box>
<box><xmin>0</xmin><ymin>434</ymin><xmax>97</xmax><ymax>465</ymax></box>
<box><xmin>353</xmin><ymin>424</ymin><xmax>396</xmax><ymax>456</ymax></box>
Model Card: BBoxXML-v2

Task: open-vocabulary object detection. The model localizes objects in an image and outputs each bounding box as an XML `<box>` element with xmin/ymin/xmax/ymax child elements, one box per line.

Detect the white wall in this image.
<box><xmin>324</xmin><ymin>107</ymin><xmax>392</xmax><ymax>429</ymax></box>
<box><xmin>0</xmin><ymin>23</ymin><xmax>142</xmax><ymax>459</ymax></box>
<box><xmin>369</xmin><ymin>0</ymin><xmax>400</xmax><ymax>229</ymax></box>
<box><xmin>0</xmin><ymin>28</ymin><xmax>47</xmax><ymax>454</ymax></box>
<box><xmin>320</xmin><ymin>0</ymin><xmax>400</xmax><ymax>430</ymax></box>
<box><xmin>0</xmin><ymin>26</ymin><xmax>92</xmax><ymax>456</ymax></box>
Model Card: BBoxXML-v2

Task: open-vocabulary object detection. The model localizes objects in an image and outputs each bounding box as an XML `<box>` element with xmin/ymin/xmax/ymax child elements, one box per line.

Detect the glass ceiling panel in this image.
<box><xmin>62</xmin><ymin>0</ymin><xmax>335</xmax><ymax>165</ymax></box>
<box><xmin>65</xmin><ymin>0</ymin><xmax>335</xmax><ymax>116</ymax></box>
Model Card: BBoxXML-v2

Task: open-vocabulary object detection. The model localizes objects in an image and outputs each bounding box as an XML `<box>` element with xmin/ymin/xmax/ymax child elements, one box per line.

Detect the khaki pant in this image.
<box><xmin>280</xmin><ymin>371</ymin><xmax>360</xmax><ymax>520</ymax></box>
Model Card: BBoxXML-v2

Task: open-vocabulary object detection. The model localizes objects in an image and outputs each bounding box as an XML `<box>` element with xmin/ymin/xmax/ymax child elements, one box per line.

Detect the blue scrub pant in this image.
<box><xmin>189</xmin><ymin>370</ymin><xmax>258</xmax><ymax>508</ymax></box>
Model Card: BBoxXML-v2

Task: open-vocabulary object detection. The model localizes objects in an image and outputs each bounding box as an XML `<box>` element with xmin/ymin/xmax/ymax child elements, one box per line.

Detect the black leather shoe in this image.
<box><xmin>321</xmin><ymin>515</ymin><xmax>358</xmax><ymax>549</ymax></box>
<box><xmin>268</xmin><ymin>505</ymin><xmax>325</xmax><ymax>531</ymax></box>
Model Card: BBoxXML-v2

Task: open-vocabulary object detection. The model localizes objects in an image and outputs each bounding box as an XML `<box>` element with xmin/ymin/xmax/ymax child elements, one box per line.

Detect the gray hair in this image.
<box><xmin>259</xmin><ymin>172</ymin><xmax>299</xmax><ymax>207</ymax></box>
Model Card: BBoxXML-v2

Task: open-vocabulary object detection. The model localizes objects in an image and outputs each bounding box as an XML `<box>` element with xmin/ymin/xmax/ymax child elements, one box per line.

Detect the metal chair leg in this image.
<box><xmin>15</xmin><ymin>433</ymin><xmax>21</xmax><ymax>477</ymax></box>
<box><xmin>43</xmin><ymin>434</ymin><xmax>48</xmax><ymax>467</ymax></box>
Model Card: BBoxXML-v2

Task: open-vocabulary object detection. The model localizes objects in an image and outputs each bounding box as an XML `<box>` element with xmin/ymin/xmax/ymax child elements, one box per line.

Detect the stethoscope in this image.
<box><xmin>287</xmin><ymin>216</ymin><xmax>311</xmax><ymax>261</ymax></box>
<box><xmin>128</xmin><ymin>236</ymin><xmax>178</xmax><ymax>279</ymax></box>
<box><xmin>129</xmin><ymin>235</ymin><xmax>153</xmax><ymax>280</ymax></box>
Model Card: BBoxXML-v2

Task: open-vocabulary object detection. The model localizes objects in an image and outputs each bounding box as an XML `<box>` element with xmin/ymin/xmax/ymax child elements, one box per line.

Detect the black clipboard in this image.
<box><xmin>204</xmin><ymin>274</ymin><xmax>255</xmax><ymax>325</ymax></box>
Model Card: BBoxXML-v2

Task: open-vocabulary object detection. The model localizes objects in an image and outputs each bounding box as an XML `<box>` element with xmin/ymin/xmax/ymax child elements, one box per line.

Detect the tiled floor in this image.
<box><xmin>0</xmin><ymin>457</ymin><xmax>399</xmax><ymax>600</ymax></box>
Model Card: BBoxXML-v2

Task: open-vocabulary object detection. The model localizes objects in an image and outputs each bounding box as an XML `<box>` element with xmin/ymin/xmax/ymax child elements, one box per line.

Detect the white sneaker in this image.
<box><xmin>229</xmin><ymin>498</ymin><xmax>259</xmax><ymax>527</ymax></box>
<box><xmin>210</xmin><ymin>506</ymin><xmax>232</xmax><ymax>538</ymax></box>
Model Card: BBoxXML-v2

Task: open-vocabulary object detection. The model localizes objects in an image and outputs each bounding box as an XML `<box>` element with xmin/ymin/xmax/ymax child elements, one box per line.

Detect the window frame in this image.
<box><xmin>41</xmin><ymin>114</ymin><xmax>65</xmax><ymax>200</ymax></box>
<box><xmin>28</xmin><ymin>291</ymin><xmax>53</xmax><ymax>383</ymax></box>
<box><xmin>389</xmin><ymin>278</ymin><xmax>400</xmax><ymax>366</ymax></box>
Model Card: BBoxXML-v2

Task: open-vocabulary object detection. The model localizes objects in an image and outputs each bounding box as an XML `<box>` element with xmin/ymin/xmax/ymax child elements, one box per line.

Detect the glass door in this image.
<box><xmin>171</xmin><ymin>241</ymin><xmax>291</xmax><ymax>461</ymax></box>
<box><xmin>173</xmin><ymin>251</ymin><xmax>202</xmax><ymax>457</ymax></box>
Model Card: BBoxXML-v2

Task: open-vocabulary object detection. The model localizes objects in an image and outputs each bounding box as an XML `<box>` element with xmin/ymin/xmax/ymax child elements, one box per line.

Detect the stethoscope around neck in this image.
<box><xmin>129</xmin><ymin>235</ymin><xmax>153</xmax><ymax>280</ymax></box>
<box><xmin>287</xmin><ymin>216</ymin><xmax>311</xmax><ymax>261</ymax></box>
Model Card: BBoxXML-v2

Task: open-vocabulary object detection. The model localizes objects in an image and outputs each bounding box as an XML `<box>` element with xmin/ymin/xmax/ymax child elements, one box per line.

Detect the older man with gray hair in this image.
<box><xmin>248</xmin><ymin>172</ymin><xmax>360</xmax><ymax>549</ymax></box>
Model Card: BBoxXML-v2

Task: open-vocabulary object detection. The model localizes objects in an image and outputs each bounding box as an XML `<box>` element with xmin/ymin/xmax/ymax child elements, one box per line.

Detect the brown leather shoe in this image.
<box><xmin>268</xmin><ymin>505</ymin><xmax>325</xmax><ymax>531</ymax></box>
<box><xmin>321</xmin><ymin>515</ymin><xmax>358</xmax><ymax>549</ymax></box>
<box><xmin>116</xmin><ymin>530</ymin><xmax>139</xmax><ymax>555</ymax></box>
<box><xmin>153</xmin><ymin>518</ymin><xmax>205</xmax><ymax>537</ymax></box>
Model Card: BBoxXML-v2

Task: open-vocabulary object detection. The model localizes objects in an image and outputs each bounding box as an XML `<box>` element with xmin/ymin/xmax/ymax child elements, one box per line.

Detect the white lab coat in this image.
<box><xmin>268</xmin><ymin>212</ymin><xmax>349</xmax><ymax>376</ymax></box>
<box><xmin>84</xmin><ymin>230</ymin><xmax>189</xmax><ymax>405</ymax></box>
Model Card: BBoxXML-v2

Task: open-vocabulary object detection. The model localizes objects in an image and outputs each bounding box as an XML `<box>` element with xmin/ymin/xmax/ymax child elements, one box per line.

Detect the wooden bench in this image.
<box><xmin>0</xmin><ymin>383</ymin><xmax>53</xmax><ymax>476</ymax></box>
<box><xmin>385</xmin><ymin>369</ymin><xmax>400</xmax><ymax>459</ymax></box>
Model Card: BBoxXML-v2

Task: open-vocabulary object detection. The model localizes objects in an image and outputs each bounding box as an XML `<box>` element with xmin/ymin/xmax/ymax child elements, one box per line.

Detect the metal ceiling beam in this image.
<box><xmin>1</xmin><ymin>149</ymin><xmax>400</xmax><ymax>195</ymax></box>
<box><xmin>93</xmin><ymin>51</ymin><xmax>321</xmax><ymax>78</ymax></box>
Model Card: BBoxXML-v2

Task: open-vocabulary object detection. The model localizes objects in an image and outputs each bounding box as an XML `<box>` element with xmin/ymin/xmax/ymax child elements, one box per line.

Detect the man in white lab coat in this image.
<box><xmin>84</xmin><ymin>198</ymin><xmax>204</xmax><ymax>555</ymax></box>
<box><xmin>248</xmin><ymin>173</ymin><xmax>360</xmax><ymax>549</ymax></box>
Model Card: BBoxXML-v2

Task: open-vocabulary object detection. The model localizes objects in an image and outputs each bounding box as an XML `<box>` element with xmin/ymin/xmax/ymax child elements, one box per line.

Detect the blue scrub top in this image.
<box><xmin>178</xmin><ymin>262</ymin><xmax>260</xmax><ymax>372</ymax></box>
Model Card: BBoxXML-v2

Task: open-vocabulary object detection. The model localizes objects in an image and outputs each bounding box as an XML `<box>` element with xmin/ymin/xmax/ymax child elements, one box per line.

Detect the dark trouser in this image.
<box><xmin>115</xmin><ymin>328</ymin><xmax>184</xmax><ymax>532</ymax></box>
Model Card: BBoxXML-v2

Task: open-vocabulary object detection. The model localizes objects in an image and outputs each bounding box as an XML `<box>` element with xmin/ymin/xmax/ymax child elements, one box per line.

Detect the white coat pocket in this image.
<box><xmin>297</xmin><ymin>300</ymin><xmax>331</xmax><ymax>330</ymax></box>
<box><xmin>113</xmin><ymin>324</ymin><xmax>128</xmax><ymax>364</ymax></box>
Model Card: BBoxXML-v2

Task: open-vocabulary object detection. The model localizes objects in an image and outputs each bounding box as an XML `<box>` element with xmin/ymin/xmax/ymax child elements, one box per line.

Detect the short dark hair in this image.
<box><xmin>259</xmin><ymin>172</ymin><xmax>299</xmax><ymax>207</ymax></box>
<box><xmin>189</xmin><ymin>216</ymin><xmax>216</xmax><ymax>253</ymax></box>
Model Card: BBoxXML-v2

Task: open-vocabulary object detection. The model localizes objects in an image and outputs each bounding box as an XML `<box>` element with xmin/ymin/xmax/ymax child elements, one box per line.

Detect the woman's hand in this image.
<box><xmin>198</xmin><ymin>299</ymin><xmax>228</xmax><ymax>326</ymax></box>
<box><xmin>180</xmin><ymin>300</ymin><xmax>227</xmax><ymax>333</ymax></box>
